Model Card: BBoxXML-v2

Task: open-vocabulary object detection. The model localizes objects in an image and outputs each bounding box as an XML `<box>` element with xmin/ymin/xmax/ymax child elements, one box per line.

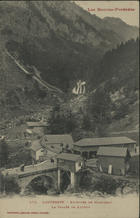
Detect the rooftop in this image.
<box><xmin>44</xmin><ymin>134</ymin><xmax>73</xmax><ymax>146</ymax></box>
<box><xmin>46</xmin><ymin>144</ymin><xmax>62</xmax><ymax>154</ymax></box>
<box><xmin>56</xmin><ymin>153</ymin><xmax>82</xmax><ymax>162</ymax></box>
<box><xmin>74</xmin><ymin>137</ymin><xmax>136</xmax><ymax>147</ymax></box>
<box><xmin>97</xmin><ymin>147</ymin><xmax>129</xmax><ymax>157</ymax></box>
<box><xmin>31</xmin><ymin>140</ymin><xmax>42</xmax><ymax>151</ymax></box>
<box><xmin>27</xmin><ymin>122</ymin><xmax>47</xmax><ymax>127</ymax></box>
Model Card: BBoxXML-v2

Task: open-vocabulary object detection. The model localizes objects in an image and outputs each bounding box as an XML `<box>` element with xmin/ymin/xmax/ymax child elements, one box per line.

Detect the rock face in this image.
<box><xmin>47</xmin><ymin>189</ymin><xmax>57</xmax><ymax>196</ymax></box>
<box><xmin>122</xmin><ymin>183</ymin><xmax>138</xmax><ymax>195</ymax></box>
<box><xmin>122</xmin><ymin>186</ymin><xmax>134</xmax><ymax>195</ymax></box>
<box><xmin>115</xmin><ymin>187</ymin><xmax>122</xmax><ymax>196</ymax></box>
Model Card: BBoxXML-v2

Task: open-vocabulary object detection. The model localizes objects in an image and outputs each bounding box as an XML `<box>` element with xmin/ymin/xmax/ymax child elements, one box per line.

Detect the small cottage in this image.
<box><xmin>30</xmin><ymin>140</ymin><xmax>44</xmax><ymax>161</ymax></box>
<box><xmin>56</xmin><ymin>153</ymin><xmax>83</xmax><ymax>173</ymax></box>
<box><xmin>56</xmin><ymin>153</ymin><xmax>83</xmax><ymax>190</ymax></box>
<box><xmin>97</xmin><ymin>147</ymin><xmax>131</xmax><ymax>176</ymax></box>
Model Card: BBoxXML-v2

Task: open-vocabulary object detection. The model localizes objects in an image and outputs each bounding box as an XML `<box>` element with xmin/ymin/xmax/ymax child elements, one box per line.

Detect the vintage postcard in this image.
<box><xmin>0</xmin><ymin>1</ymin><xmax>139</xmax><ymax>218</ymax></box>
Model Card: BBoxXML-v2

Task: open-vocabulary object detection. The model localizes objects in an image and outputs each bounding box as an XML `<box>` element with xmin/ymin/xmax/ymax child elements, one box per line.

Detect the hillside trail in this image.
<box><xmin>5</xmin><ymin>50</ymin><xmax>64</xmax><ymax>96</ymax></box>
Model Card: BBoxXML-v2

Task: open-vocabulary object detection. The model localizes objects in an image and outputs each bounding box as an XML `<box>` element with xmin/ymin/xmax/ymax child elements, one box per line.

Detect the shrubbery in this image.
<box><xmin>0</xmin><ymin>174</ymin><xmax>20</xmax><ymax>194</ymax></box>
<box><xmin>77</xmin><ymin>172</ymin><xmax>119</xmax><ymax>195</ymax></box>
<box><xmin>93</xmin><ymin>176</ymin><xmax>118</xmax><ymax>194</ymax></box>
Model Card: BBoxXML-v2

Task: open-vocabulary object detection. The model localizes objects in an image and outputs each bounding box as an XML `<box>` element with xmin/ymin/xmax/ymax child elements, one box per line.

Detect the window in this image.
<box><xmin>78</xmin><ymin>162</ymin><xmax>81</xmax><ymax>167</ymax></box>
<box><xmin>59</xmin><ymin>159</ymin><xmax>65</xmax><ymax>164</ymax></box>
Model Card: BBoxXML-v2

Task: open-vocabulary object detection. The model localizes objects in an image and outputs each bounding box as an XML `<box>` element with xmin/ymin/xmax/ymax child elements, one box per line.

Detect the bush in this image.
<box><xmin>4</xmin><ymin>175</ymin><xmax>21</xmax><ymax>194</ymax></box>
<box><xmin>78</xmin><ymin>170</ymin><xmax>93</xmax><ymax>189</ymax></box>
<box><xmin>93</xmin><ymin>176</ymin><xmax>118</xmax><ymax>194</ymax></box>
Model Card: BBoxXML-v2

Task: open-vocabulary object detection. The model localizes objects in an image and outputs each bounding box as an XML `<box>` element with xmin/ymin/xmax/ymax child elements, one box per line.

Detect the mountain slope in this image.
<box><xmin>0</xmin><ymin>1</ymin><xmax>139</xmax><ymax>124</ymax></box>
<box><xmin>62</xmin><ymin>39</ymin><xmax>139</xmax><ymax>140</ymax></box>
<box><xmin>103</xmin><ymin>17</ymin><xmax>138</xmax><ymax>42</ymax></box>
<box><xmin>0</xmin><ymin>1</ymin><xmax>139</xmax><ymax>90</ymax></box>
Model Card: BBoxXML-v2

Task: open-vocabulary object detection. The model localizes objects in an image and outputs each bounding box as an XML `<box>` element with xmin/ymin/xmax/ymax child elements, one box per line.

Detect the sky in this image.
<box><xmin>75</xmin><ymin>1</ymin><xmax>139</xmax><ymax>27</ymax></box>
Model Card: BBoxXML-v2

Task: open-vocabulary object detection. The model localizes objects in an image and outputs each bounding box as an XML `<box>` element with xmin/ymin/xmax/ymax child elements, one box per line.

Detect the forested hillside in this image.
<box><xmin>87</xmin><ymin>39</ymin><xmax>139</xmax><ymax>131</ymax></box>
<box><xmin>48</xmin><ymin>39</ymin><xmax>139</xmax><ymax>141</ymax></box>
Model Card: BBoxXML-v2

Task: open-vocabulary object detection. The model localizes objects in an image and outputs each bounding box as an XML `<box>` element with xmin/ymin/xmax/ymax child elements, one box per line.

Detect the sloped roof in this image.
<box><xmin>27</xmin><ymin>122</ymin><xmax>47</xmax><ymax>127</ymax></box>
<box><xmin>31</xmin><ymin>140</ymin><xmax>42</xmax><ymax>151</ymax></box>
<box><xmin>56</xmin><ymin>153</ymin><xmax>82</xmax><ymax>161</ymax></box>
<box><xmin>44</xmin><ymin>134</ymin><xmax>73</xmax><ymax>145</ymax></box>
<box><xmin>47</xmin><ymin>144</ymin><xmax>62</xmax><ymax>154</ymax></box>
<box><xmin>97</xmin><ymin>147</ymin><xmax>129</xmax><ymax>157</ymax></box>
<box><xmin>74</xmin><ymin>137</ymin><xmax>135</xmax><ymax>147</ymax></box>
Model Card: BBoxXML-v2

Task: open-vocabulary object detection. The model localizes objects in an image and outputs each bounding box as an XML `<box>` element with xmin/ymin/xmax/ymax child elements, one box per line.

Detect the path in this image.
<box><xmin>5</xmin><ymin>50</ymin><xmax>64</xmax><ymax>94</ymax></box>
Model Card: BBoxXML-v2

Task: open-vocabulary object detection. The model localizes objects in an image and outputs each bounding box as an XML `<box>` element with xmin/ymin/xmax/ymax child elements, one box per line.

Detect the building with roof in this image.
<box><xmin>42</xmin><ymin>134</ymin><xmax>74</xmax><ymax>156</ymax></box>
<box><xmin>97</xmin><ymin>147</ymin><xmax>131</xmax><ymax>176</ymax></box>
<box><xmin>30</xmin><ymin>140</ymin><xmax>44</xmax><ymax>161</ymax></box>
<box><xmin>56</xmin><ymin>153</ymin><xmax>83</xmax><ymax>172</ymax></box>
<box><xmin>73</xmin><ymin>136</ymin><xmax>136</xmax><ymax>159</ymax></box>
<box><xmin>56</xmin><ymin>153</ymin><xmax>83</xmax><ymax>191</ymax></box>
<box><xmin>26</xmin><ymin>122</ymin><xmax>48</xmax><ymax>137</ymax></box>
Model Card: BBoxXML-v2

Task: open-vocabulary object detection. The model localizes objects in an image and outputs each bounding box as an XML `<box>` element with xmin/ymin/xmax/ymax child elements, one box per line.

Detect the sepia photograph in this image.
<box><xmin>0</xmin><ymin>1</ymin><xmax>139</xmax><ymax>218</ymax></box>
